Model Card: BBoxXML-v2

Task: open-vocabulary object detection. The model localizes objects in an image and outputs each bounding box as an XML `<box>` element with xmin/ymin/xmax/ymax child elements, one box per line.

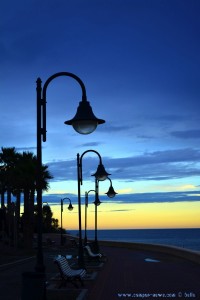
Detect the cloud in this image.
<box><xmin>98</xmin><ymin>123</ymin><xmax>133</xmax><ymax>133</ymax></box>
<box><xmin>107</xmin><ymin>148</ymin><xmax>200</xmax><ymax>167</ymax></box>
<box><xmin>106</xmin><ymin>209</ymin><xmax>135</xmax><ymax>212</ymax></box>
<box><xmin>16</xmin><ymin>147</ymin><xmax>36</xmax><ymax>152</ymax></box>
<box><xmin>42</xmin><ymin>190</ymin><xmax>200</xmax><ymax>205</ymax></box>
<box><xmin>103</xmin><ymin>148</ymin><xmax>200</xmax><ymax>181</ymax></box>
<box><xmin>42</xmin><ymin>193</ymin><xmax>77</xmax><ymax>205</ymax></box>
<box><xmin>48</xmin><ymin>155</ymin><xmax>110</xmax><ymax>182</ymax></box>
<box><xmin>79</xmin><ymin>142</ymin><xmax>103</xmax><ymax>147</ymax></box>
<box><xmin>171</xmin><ymin>129</ymin><xmax>200</xmax><ymax>139</ymax></box>
<box><xmin>47</xmin><ymin>148</ymin><xmax>200</xmax><ymax>183</ymax></box>
<box><xmin>104</xmin><ymin>191</ymin><xmax>200</xmax><ymax>204</ymax></box>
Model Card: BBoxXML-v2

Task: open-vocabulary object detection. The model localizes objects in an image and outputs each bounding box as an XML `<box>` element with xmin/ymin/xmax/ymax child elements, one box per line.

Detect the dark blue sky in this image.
<box><xmin>1</xmin><ymin>0</ymin><xmax>200</xmax><ymax>204</ymax></box>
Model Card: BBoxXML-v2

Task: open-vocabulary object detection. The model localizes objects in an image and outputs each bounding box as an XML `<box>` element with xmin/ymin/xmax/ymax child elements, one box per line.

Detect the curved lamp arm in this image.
<box><xmin>42</xmin><ymin>72</ymin><xmax>87</xmax><ymax>141</ymax></box>
<box><xmin>78</xmin><ymin>149</ymin><xmax>110</xmax><ymax>185</ymax></box>
<box><xmin>105</xmin><ymin>177</ymin><xmax>118</xmax><ymax>198</ymax></box>
<box><xmin>61</xmin><ymin>197</ymin><xmax>73</xmax><ymax>212</ymax></box>
<box><xmin>42</xmin><ymin>72</ymin><xmax>87</xmax><ymax>101</ymax></box>
<box><xmin>85</xmin><ymin>189</ymin><xmax>96</xmax><ymax>207</ymax></box>
<box><xmin>37</xmin><ymin>72</ymin><xmax>105</xmax><ymax>141</ymax></box>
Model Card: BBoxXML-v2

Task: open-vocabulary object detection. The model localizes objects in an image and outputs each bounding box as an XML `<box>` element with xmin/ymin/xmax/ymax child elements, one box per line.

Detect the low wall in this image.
<box><xmin>99</xmin><ymin>240</ymin><xmax>200</xmax><ymax>265</ymax></box>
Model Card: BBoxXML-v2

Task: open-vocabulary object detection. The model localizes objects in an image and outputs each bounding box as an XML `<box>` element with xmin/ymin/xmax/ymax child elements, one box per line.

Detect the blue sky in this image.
<box><xmin>1</xmin><ymin>0</ymin><xmax>200</xmax><ymax>213</ymax></box>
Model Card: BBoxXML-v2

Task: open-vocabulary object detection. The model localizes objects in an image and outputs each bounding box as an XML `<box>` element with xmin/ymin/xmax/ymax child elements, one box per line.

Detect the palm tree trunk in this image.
<box><xmin>7</xmin><ymin>187</ymin><xmax>12</xmax><ymax>245</ymax></box>
<box><xmin>1</xmin><ymin>189</ymin><xmax>5</xmax><ymax>208</ymax></box>
<box><xmin>23</xmin><ymin>189</ymin><xmax>34</xmax><ymax>249</ymax></box>
<box><xmin>15</xmin><ymin>191</ymin><xmax>21</xmax><ymax>248</ymax></box>
<box><xmin>23</xmin><ymin>189</ymin><xmax>32</xmax><ymax>249</ymax></box>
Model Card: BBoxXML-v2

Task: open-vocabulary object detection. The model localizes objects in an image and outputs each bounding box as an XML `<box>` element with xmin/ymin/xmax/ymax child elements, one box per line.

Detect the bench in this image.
<box><xmin>84</xmin><ymin>245</ymin><xmax>103</xmax><ymax>260</ymax></box>
<box><xmin>54</xmin><ymin>255</ymin><xmax>86</xmax><ymax>288</ymax></box>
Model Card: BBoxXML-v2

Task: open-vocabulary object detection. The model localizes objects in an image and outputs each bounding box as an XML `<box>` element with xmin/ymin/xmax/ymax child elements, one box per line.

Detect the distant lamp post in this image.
<box><xmin>36</xmin><ymin>72</ymin><xmax>105</xmax><ymax>275</ymax></box>
<box><xmin>77</xmin><ymin>149</ymin><xmax>110</xmax><ymax>267</ymax></box>
<box><xmin>60</xmin><ymin>197</ymin><xmax>73</xmax><ymax>246</ymax></box>
<box><xmin>94</xmin><ymin>177</ymin><xmax>117</xmax><ymax>252</ymax></box>
<box><xmin>84</xmin><ymin>189</ymin><xmax>95</xmax><ymax>245</ymax></box>
<box><xmin>93</xmin><ymin>178</ymin><xmax>101</xmax><ymax>252</ymax></box>
<box><xmin>93</xmin><ymin>197</ymin><xmax>101</xmax><ymax>206</ymax></box>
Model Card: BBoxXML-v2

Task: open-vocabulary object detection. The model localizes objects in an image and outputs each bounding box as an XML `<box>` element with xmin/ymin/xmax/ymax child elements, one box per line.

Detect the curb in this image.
<box><xmin>99</xmin><ymin>240</ymin><xmax>200</xmax><ymax>265</ymax></box>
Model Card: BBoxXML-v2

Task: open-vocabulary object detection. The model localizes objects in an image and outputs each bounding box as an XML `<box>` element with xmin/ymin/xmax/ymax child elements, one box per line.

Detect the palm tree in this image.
<box><xmin>0</xmin><ymin>147</ymin><xmax>18</xmax><ymax>206</ymax></box>
<box><xmin>0</xmin><ymin>147</ymin><xmax>19</xmax><ymax>243</ymax></box>
<box><xmin>16</xmin><ymin>151</ymin><xmax>53</xmax><ymax>249</ymax></box>
<box><xmin>0</xmin><ymin>166</ymin><xmax>6</xmax><ymax>208</ymax></box>
<box><xmin>0</xmin><ymin>147</ymin><xmax>53</xmax><ymax>249</ymax></box>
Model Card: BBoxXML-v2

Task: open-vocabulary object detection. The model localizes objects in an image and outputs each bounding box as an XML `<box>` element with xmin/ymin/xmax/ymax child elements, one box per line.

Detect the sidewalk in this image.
<box><xmin>0</xmin><ymin>243</ymin><xmax>200</xmax><ymax>299</ymax></box>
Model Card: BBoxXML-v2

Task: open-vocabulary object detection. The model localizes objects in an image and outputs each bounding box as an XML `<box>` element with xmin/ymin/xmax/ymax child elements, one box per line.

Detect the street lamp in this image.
<box><xmin>93</xmin><ymin>178</ymin><xmax>101</xmax><ymax>252</ymax></box>
<box><xmin>77</xmin><ymin>149</ymin><xmax>110</xmax><ymax>267</ymax></box>
<box><xmin>36</xmin><ymin>72</ymin><xmax>105</xmax><ymax>274</ymax></box>
<box><xmin>84</xmin><ymin>177</ymin><xmax>117</xmax><ymax>251</ymax></box>
<box><xmin>93</xmin><ymin>177</ymin><xmax>117</xmax><ymax>252</ymax></box>
<box><xmin>60</xmin><ymin>197</ymin><xmax>73</xmax><ymax>246</ymax></box>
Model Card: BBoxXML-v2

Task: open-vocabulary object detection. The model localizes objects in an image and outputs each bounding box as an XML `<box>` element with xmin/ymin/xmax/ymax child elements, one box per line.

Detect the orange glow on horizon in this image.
<box><xmin>51</xmin><ymin>201</ymin><xmax>200</xmax><ymax>231</ymax></box>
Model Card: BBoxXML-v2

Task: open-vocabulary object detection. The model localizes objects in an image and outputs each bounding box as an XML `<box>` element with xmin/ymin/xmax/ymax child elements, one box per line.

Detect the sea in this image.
<box><xmin>69</xmin><ymin>228</ymin><xmax>200</xmax><ymax>252</ymax></box>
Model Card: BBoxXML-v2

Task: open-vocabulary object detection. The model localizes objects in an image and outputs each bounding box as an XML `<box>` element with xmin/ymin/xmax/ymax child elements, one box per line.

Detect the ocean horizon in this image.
<box><xmin>68</xmin><ymin>228</ymin><xmax>200</xmax><ymax>252</ymax></box>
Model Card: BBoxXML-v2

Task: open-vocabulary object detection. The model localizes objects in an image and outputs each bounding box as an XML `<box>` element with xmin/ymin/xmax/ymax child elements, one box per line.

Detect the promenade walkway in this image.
<box><xmin>0</xmin><ymin>242</ymin><xmax>200</xmax><ymax>299</ymax></box>
<box><xmin>87</xmin><ymin>245</ymin><xmax>200</xmax><ymax>299</ymax></box>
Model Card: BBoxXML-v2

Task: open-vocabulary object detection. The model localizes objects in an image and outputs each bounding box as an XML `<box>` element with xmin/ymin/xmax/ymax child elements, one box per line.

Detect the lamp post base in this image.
<box><xmin>93</xmin><ymin>240</ymin><xmax>99</xmax><ymax>253</ymax></box>
<box><xmin>21</xmin><ymin>271</ymin><xmax>46</xmax><ymax>300</ymax></box>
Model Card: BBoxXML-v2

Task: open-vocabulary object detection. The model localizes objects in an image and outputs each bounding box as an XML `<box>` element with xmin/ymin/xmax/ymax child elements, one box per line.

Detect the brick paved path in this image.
<box><xmin>86</xmin><ymin>246</ymin><xmax>200</xmax><ymax>299</ymax></box>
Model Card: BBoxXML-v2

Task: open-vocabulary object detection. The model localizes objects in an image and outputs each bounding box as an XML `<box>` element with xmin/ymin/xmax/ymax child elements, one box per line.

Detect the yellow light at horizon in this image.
<box><xmin>51</xmin><ymin>201</ymin><xmax>200</xmax><ymax>230</ymax></box>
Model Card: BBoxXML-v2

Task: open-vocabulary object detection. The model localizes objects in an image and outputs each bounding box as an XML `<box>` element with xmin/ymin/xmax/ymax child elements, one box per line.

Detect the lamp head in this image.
<box><xmin>105</xmin><ymin>186</ymin><xmax>118</xmax><ymax>198</ymax></box>
<box><xmin>68</xmin><ymin>203</ymin><xmax>74</xmax><ymax>211</ymax></box>
<box><xmin>93</xmin><ymin>198</ymin><xmax>101</xmax><ymax>206</ymax></box>
<box><xmin>64</xmin><ymin>100</ymin><xmax>105</xmax><ymax>134</ymax></box>
<box><xmin>92</xmin><ymin>163</ymin><xmax>110</xmax><ymax>181</ymax></box>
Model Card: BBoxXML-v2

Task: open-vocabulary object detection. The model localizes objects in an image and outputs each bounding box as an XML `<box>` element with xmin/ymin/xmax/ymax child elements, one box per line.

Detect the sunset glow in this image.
<box><xmin>51</xmin><ymin>201</ymin><xmax>200</xmax><ymax>231</ymax></box>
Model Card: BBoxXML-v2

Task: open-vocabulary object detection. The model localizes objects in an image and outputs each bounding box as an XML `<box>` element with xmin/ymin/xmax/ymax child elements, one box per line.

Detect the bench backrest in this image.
<box><xmin>85</xmin><ymin>245</ymin><xmax>93</xmax><ymax>255</ymax></box>
<box><xmin>54</xmin><ymin>256</ymin><xmax>74</xmax><ymax>277</ymax></box>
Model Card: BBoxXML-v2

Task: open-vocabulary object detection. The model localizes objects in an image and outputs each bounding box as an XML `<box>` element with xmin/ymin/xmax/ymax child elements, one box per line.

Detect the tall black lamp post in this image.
<box><xmin>77</xmin><ymin>149</ymin><xmax>110</xmax><ymax>267</ymax></box>
<box><xmin>84</xmin><ymin>177</ymin><xmax>117</xmax><ymax>248</ymax></box>
<box><xmin>93</xmin><ymin>177</ymin><xmax>117</xmax><ymax>252</ymax></box>
<box><xmin>93</xmin><ymin>178</ymin><xmax>101</xmax><ymax>252</ymax></box>
<box><xmin>60</xmin><ymin>197</ymin><xmax>73</xmax><ymax>246</ymax></box>
<box><xmin>36</xmin><ymin>72</ymin><xmax>105</xmax><ymax>274</ymax></box>
<box><xmin>84</xmin><ymin>189</ymin><xmax>95</xmax><ymax>245</ymax></box>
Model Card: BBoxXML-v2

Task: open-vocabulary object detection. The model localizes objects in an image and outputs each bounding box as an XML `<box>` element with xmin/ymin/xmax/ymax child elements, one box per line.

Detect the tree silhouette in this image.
<box><xmin>0</xmin><ymin>147</ymin><xmax>53</xmax><ymax>249</ymax></box>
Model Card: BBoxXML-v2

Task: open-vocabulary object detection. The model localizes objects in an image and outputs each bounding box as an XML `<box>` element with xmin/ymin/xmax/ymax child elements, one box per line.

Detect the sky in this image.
<box><xmin>1</xmin><ymin>0</ymin><xmax>200</xmax><ymax>230</ymax></box>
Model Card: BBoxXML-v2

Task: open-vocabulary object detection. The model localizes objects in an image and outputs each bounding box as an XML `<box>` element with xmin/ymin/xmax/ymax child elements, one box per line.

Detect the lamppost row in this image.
<box><xmin>84</xmin><ymin>177</ymin><xmax>117</xmax><ymax>250</ymax></box>
<box><xmin>77</xmin><ymin>149</ymin><xmax>110</xmax><ymax>267</ymax></box>
<box><xmin>36</xmin><ymin>72</ymin><xmax>105</xmax><ymax>274</ymax></box>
